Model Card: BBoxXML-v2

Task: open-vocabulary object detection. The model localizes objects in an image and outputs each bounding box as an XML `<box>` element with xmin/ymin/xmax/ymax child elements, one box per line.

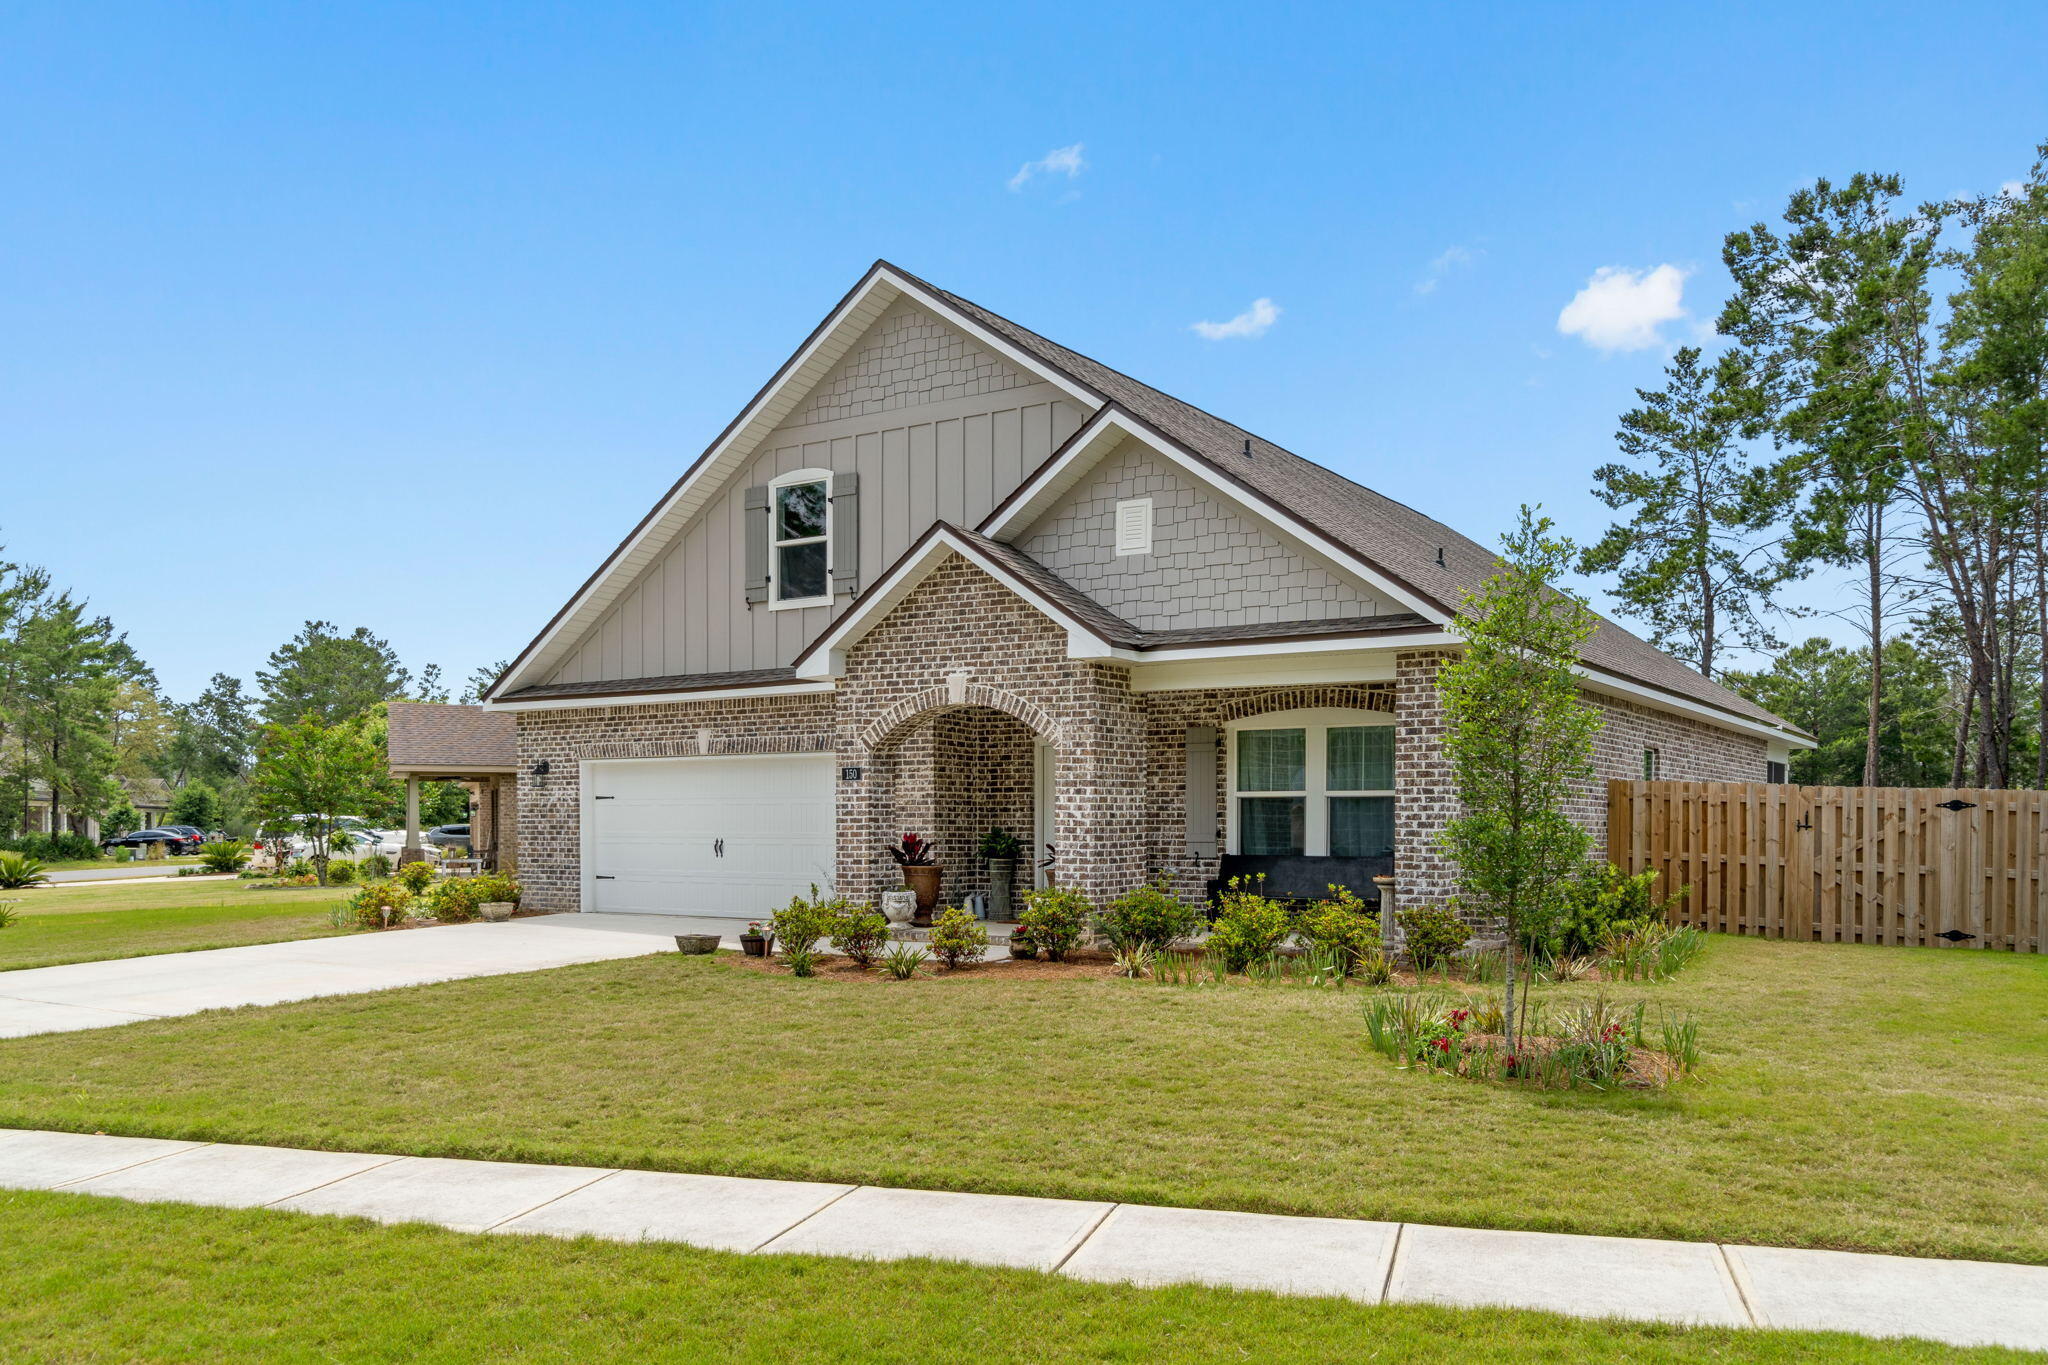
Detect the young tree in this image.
<box><xmin>248</xmin><ymin>714</ymin><xmax>393</xmax><ymax>885</ymax></box>
<box><xmin>1579</xmin><ymin>346</ymin><xmax>1787</xmax><ymax>679</ymax></box>
<box><xmin>167</xmin><ymin>781</ymin><xmax>220</xmax><ymax>831</ymax></box>
<box><xmin>256</xmin><ymin>622</ymin><xmax>411</xmax><ymax>728</ymax></box>
<box><xmin>1438</xmin><ymin>508</ymin><xmax>1602</xmax><ymax>1054</ymax></box>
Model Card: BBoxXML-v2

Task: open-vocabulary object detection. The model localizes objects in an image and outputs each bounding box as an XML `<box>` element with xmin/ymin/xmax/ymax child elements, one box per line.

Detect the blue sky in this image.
<box><xmin>4</xmin><ymin>2</ymin><xmax>2045</xmax><ymax>701</ymax></box>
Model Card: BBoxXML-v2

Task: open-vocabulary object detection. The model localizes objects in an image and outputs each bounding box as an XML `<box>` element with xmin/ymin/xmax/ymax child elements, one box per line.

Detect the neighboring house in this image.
<box><xmin>483</xmin><ymin>262</ymin><xmax>1811</xmax><ymax>920</ymax></box>
<box><xmin>21</xmin><ymin>776</ymin><xmax>173</xmax><ymax>840</ymax></box>
<box><xmin>385</xmin><ymin>702</ymin><xmax>518</xmax><ymax>870</ymax></box>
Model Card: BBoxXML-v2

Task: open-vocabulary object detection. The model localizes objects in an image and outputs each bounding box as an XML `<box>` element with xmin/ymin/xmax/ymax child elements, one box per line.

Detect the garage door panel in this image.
<box><xmin>584</xmin><ymin>755</ymin><xmax>834</xmax><ymax>917</ymax></box>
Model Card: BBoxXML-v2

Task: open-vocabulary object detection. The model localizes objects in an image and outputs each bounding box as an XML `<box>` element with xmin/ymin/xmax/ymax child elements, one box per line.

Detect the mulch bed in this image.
<box><xmin>729</xmin><ymin>948</ymin><xmax>1122</xmax><ymax>982</ymax></box>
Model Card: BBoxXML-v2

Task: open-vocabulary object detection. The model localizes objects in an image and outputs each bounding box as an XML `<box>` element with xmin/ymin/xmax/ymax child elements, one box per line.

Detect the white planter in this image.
<box><xmin>881</xmin><ymin>889</ymin><xmax>916</xmax><ymax>924</ymax></box>
<box><xmin>479</xmin><ymin>902</ymin><xmax>515</xmax><ymax>922</ymax></box>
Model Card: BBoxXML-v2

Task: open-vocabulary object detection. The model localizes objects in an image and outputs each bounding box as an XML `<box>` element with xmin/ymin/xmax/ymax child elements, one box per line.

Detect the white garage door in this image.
<box><xmin>583</xmin><ymin>754</ymin><xmax>836</xmax><ymax>917</ymax></box>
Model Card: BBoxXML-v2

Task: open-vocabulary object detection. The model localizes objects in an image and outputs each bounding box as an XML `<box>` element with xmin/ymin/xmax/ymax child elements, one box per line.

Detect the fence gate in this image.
<box><xmin>1607</xmin><ymin>780</ymin><xmax>2047</xmax><ymax>952</ymax></box>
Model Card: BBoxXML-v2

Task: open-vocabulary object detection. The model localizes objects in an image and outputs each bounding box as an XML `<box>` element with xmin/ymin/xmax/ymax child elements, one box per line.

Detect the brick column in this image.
<box><xmin>1394</xmin><ymin>649</ymin><xmax>1460</xmax><ymax>913</ymax></box>
<box><xmin>1053</xmin><ymin>662</ymin><xmax>1148</xmax><ymax>906</ymax></box>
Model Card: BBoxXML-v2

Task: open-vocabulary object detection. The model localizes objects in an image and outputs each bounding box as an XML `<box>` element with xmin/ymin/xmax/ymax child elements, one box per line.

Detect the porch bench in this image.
<box><xmin>1204</xmin><ymin>854</ymin><xmax>1391</xmax><ymax>916</ymax></box>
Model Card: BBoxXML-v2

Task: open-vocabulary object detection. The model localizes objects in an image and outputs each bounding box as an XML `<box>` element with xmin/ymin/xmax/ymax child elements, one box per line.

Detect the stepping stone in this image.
<box><xmin>494</xmin><ymin>1169</ymin><xmax>854</xmax><ymax>1252</ymax></box>
<box><xmin>1727</xmin><ymin>1244</ymin><xmax>2048</xmax><ymax>1353</ymax></box>
<box><xmin>1061</xmin><ymin>1204</ymin><xmax>1397</xmax><ymax>1300</ymax></box>
<box><xmin>0</xmin><ymin>1129</ymin><xmax>207</xmax><ymax>1189</ymax></box>
<box><xmin>759</xmin><ymin>1186</ymin><xmax>1113</xmax><ymax>1271</ymax></box>
<box><xmin>72</xmin><ymin>1142</ymin><xmax>400</xmax><ymax>1209</ymax></box>
<box><xmin>1388</xmin><ymin>1224</ymin><xmax>1749</xmax><ymax>1327</ymax></box>
<box><xmin>269</xmin><ymin>1155</ymin><xmax>615</xmax><ymax>1233</ymax></box>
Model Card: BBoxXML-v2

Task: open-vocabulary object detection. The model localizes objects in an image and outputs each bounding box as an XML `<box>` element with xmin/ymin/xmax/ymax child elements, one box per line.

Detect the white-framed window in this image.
<box><xmin>1226</xmin><ymin>708</ymin><xmax>1395</xmax><ymax>858</ymax></box>
<box><xmin>1642</xmin><ymin>747</ymin><xmax>1660</xmax><ymax>781</ymax></box>
<box><xmin>1113</xmin><ymin>497</ymin><xmax>1153</xmax><ymax>556</ymax></box>
<box><xmin>769</xmin><ymin>468</ymin><xmax>833</xmax><ymax>609</ymax></box>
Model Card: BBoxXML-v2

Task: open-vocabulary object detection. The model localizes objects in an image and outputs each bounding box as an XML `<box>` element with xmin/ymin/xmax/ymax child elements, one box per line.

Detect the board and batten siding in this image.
<box><xmin>546</xmin><ymin>387</ymin><xmax>1086</xmax><ymax>684</ymax></box>
<box><xmin>1018</xmin><ymin>436</ymin><xmax>1391</xmax><ymax>631</ymax></box>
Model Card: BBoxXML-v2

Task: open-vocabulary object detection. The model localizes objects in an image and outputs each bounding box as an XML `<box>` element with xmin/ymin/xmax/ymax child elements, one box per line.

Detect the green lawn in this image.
<box><xmin>0</xmin><ymin>878</ymin><xmax>351</xmax><ymax>970</ymax></box>
<box><xmin>34</xmin><ymin>855</ymin><xmax>203</xmax><ymax>873</ymax></box>
<box><xmin>0</xmin><ymin>1189</ymin><xmax>2013</xmax><ymax>1364</ymax></box>
<box><xmin>2</xmin><ymin>934</ymin><xmax>2042</xmax><ymax>1264</ymax></box>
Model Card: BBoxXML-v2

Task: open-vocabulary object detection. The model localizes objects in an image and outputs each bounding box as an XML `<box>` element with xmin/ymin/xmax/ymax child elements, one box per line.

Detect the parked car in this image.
<box><xmin>102</xmin><ymin>827</ymin><xmax>201</xmax><ymax>855</ymax></box>
<box><xmin>426</xmin><ymin>823</ymin><xmax>470</xmax><ymax>850</ymax></box>
<box><xmin>162</xmin><ymin>825</ymin><xmax>208</xmax><ymax>845</ymax></box>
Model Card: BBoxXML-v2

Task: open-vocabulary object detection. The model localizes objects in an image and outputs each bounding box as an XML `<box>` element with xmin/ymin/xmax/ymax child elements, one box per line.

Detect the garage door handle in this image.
<box><xmin>714</xmin><ymin>839</ymin><xmax>724</xmax><ymax>858</ymax></box>
<box><xmin>594</xmin><ymin>875</ymin><xmax>615</xmax><ymax>880</ymax></box>
<box><xmin>593</xmin><ymin>795</ymin><xmax>615</xmax><ymax>800</ymax></box>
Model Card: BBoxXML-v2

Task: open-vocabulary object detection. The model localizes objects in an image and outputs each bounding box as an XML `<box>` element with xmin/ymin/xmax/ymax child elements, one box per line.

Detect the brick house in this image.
<box><xmin>482</xmin><ymin>262</ymin><xmax>1809</xmax><ymax>921</ymax></box>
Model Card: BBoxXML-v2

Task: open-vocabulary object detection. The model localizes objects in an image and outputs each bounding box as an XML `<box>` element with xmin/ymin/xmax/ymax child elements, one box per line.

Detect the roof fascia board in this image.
<box><xmin>1097</xmin><ymin>629</ymin><xmax>1462</xmax><ymax>664</ymax></box>
<box><xmin>793</xmin><ymin>527</ymin><xmax>1115</xmax><ymax>679</ymax></box>
<box><xmin>980</xmin><ymin>407</ymin><xmax>1447</xmax><ymax>623</ymax></box>
<box><xmin>483</xmin><ymin>681</ymin><xmax>835</xmax><ymax>713</ymax></box>
<box><xmin>488</xmin><ymin>263</ymin><xmax>1106</xmax><ymax>701</ymax></box>
<box><xmin>1573</xmin><ymin>665</ymin><xmax>1815</xmax><ymax>748</ymax></box>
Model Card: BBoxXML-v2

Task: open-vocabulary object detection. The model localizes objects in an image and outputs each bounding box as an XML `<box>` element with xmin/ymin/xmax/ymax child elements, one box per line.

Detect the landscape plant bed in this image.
<box><xmin>731</xmin><ymin>947</ymin><xmax>1122</xmax><ymax>982</ymax></box>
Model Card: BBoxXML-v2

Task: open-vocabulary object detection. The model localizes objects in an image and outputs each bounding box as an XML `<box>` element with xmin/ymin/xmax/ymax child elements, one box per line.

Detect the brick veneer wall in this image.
<box><xmin>513</xmin><ymin>692</ymin><xmax>835</xmax><ymax>912</ymax></box>
<box><xmin>833</xmin><ymin>553</ymin><xmax>1148</xmax><ymax>906</ymax></box>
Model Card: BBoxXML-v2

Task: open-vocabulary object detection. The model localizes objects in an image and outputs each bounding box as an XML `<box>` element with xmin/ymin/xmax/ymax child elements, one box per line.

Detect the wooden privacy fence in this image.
<box><xmin>1607</xmin><ymin>780</ymin><xmax>2047</xmax><ymax>952</ymax></box>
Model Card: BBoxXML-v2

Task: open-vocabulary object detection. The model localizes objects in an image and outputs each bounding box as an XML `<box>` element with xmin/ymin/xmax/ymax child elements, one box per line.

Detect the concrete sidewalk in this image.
<box><xmin>0</xmin><ymin>913</ymin><xmax>697</xmax><ymax>1038</ymax></box>
<box><xmin>3</xmin><ymin>1127</ymin><xmax>2042</xmax><ymax>1352</ymax></box>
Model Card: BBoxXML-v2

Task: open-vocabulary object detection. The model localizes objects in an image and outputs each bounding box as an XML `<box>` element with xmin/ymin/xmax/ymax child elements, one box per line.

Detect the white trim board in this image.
<box><xmin>484</xmin><ymin>682</ymin><xmax>835</xmax><ymax>713</ymax></box>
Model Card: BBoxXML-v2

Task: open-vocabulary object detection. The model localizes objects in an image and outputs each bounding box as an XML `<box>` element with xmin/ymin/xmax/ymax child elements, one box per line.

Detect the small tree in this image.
<box><xmin>1439</xmin><ymin>508</ymin><xmax>1602</xmax><ymax>1053</ymax></box>
<box><xmin>248</xmin><ymin>714</ymin><xmax>392</xmax><ymax>886</ymax></box>
<box><xmin>167</xmin><ymin>781</ymin><xmax>220</xmax><ymax>830</ymax></box>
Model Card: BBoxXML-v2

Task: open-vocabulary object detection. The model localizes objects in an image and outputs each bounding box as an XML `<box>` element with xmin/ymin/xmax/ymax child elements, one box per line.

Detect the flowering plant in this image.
<box><xmin>884</xmin><ymin>833</ymin><xmax>936</xmax><ymax>867</ymax></box>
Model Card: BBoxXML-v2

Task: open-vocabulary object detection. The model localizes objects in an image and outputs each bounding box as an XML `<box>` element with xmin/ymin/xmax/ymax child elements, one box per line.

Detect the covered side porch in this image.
<box><xmin>385</xmin><ymin>702</ymin><xmax>520</xmax><ymax>872</ymax></box>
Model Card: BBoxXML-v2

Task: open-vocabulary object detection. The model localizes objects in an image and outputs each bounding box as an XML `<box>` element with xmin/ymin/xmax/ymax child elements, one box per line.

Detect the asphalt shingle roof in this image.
<box><xmin>386</xmin><ymin>702</ymin><xmax>518</xmax><ymax>770</ymax></box>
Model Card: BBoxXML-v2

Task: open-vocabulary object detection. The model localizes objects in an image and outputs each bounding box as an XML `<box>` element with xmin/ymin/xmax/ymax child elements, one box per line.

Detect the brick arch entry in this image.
<box><xmin>842</xmin><ymin>686</ymin><xmax>1067</xmax><ymax>907</ymax></box>
<box><xmin>1217</xmin><ymin>685</ymin><xmax>1394</xmax><ymax>723</ymax></box>
<box><xmin>856</xmin><ymin>683</ymin><xmax>1069</xmax><ymax>754</ymax></box>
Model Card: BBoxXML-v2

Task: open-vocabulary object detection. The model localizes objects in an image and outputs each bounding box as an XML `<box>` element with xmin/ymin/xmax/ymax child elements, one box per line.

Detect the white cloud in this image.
<box><xmin>1415</xmin><ymin>245</ymin><xmax>1480</xmax><ymax>295</ymax></box>
<box><xmin>1556</xmin><ymin>264</ymin><xmax>1691</xmax><ymax>352</ymax></box>
<box><xmin>1008</xmin><ymin>143</ymin><xmax>1086</xmax><ymax>192</ymax></box>
<box><xmin>1190</xmin><ymin>297</ymin><xmax>1280</xmax><ymax>341</ymax></box>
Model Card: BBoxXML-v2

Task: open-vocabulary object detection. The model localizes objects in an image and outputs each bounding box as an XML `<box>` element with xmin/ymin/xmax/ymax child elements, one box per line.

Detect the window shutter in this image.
<box><xmin>830</xmin><ymin>471</ymin><xmax>860</xmax><ymax>595</ymax></box>
<box><xmin>1184</xmin><ymin>726</ymin><xmax>1219</xmax><ymax>857</ymax></box>
<box><xmin>743</xmin><ymin>486</ymin><xmax>770</xmax><ymax>605</ymax></box>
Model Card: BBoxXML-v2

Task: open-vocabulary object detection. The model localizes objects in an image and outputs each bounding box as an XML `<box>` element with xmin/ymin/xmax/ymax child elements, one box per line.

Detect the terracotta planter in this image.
<box><xmin>904</xmin><ymin>864</ymin><xmax>942</xmax><ymax>924</ymax></box>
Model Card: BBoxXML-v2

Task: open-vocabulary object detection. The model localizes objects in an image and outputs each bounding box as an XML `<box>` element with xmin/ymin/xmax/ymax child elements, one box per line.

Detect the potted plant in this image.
<box><xmin>739</xmin><ymin>920</ymin><xmax>771</xmax><ymax>957</ymax></box>
<box><xmin>978</xmin><ymin>827</ymin><xmax>1023</xmax><ymax>922</ymax></box>
<box><xmin>880</xmin><ymin>886</ymin><xmax>917</xmax><ymax>924</ymax></box>
<box><xmin>884</xmin><ymin>833</ymin><xmax>941</xmax><ymax>926</ymax></box>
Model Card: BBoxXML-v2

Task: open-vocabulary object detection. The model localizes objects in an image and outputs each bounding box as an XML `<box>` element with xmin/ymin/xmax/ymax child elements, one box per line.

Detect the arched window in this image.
<box><xmin>1225</xmin><ymin>708</ymin><xmax>1395</xmax><ymax>858</ymax></box>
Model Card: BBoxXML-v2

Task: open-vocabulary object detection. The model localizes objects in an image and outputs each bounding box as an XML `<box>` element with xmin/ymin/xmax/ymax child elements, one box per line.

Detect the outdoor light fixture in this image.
<box><xmin>533</xmin><ymin>760</ymin><xmax>550</xmax><ymax>777</ymax></box>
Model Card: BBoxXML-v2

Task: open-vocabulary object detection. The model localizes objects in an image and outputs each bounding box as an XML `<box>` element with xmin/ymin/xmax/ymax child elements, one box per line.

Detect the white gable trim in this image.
<box><xmin>791</xmin><ymin>528</ymin><xmax>1117</xmax><ymax>680</ymax></box>
<box><xmin>1574</xmin><ymin>665</ymin><xmax>1816</xmax><ymax>748</ymax></box>
<box><xmin>483</xmin><ymin>680</ymin><xmax>834</xmax><ymax>713</ymax></box>
<box><xmin>486</xmin><ymin>263</ymin><xmax>1103</xmax><ymax>701</ymax></box>
<box><xmin>978</xmin><ymin>406</ymin><xmax>1448</xmax><ymax>623</ymax></box>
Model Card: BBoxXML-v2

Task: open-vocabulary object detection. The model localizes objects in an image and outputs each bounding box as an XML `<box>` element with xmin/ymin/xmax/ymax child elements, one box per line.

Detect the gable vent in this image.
<box><xmin>1114</xmin><ymin>497</ymin><xmax>1153</xmax><ymax>556</ymax></box>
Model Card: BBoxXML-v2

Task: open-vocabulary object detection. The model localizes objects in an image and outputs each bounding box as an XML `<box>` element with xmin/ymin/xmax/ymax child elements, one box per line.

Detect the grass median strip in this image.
<box><xmin>0</xmin><ymin>933</ymin><xmax>2042</xmax><ymax>1264</ymax></box>
<box><xmin>0</xmin><ymin>1188</ymin><xmax>2020</xmax><ymax>1364</ymax></box>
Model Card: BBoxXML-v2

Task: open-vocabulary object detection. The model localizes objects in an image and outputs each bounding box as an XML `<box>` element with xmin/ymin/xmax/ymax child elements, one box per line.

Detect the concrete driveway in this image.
<box><xmin>0</xmin><ymin>914</ymin><xmax>704</xmax><ymax>1040</ymax></box>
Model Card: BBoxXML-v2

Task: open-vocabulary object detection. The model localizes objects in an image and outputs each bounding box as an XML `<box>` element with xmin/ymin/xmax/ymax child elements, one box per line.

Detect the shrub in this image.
<box><xmin>928</xmin><ymin>905</ymin><xmax>988</xmax><ymax>968</ymax></box>
<box><xmin>977</xmin><ymin>827</ymin><xmax>1023</xmax><ymax>860</ymax></box>
<box><xmin>881</xmin><ymin>942</ymin><xmax>928</xmax><ymax>980</ymax></box>
<box><xmin>348</xmin><ymin>881</ymin><xmax>412</xmax><ymax>930</ymax></box>
<box><xmin>361</xmin><ymin>853</ymin><xmax>393</xmax><ymax>881</ymax></box>
<box><xmin>1295</xmin><ymin>884</ymin><xmax>1379</xmax><ymax>972</ymax></box>
<box><xmin>0</xmin><ymin>903</ymin><xmax>18</xmax><ymax>929</ymax></box>
<box><xmin>772</xmin><ymin>885</ymin><xmax>846</xmax><ymax>962</ymax></box>
<box><xmin>1</xmin><ymin>833</ymin><xmax>98</xmax><ymax>862</ymax></box>
<box><xmin>783</xmin><ymin>944</ymin><xmax>818</xmax><ymax>977</ymax></box>
<box><xmin>1017</xmin><ymin>886</ymin><xmax>1089</xmax><ymax>961</ymax></box>
<box><xmin>324</xmin><ymin>859</ymin><xmax>357</xmax><ymax>885</ymax></box>
<box><xmin>1352</xmin><ymin>947</ymin><xmax>1394</xmax><ymax>985</ymax></box>
<box><xmin>1207</xmin><ymin>876</ymin><xmax>1291</xmax><ymax>972</ymax></box>
<box><xmin>395</xmin><ymin>860</ymin><xmax>437</xmax><ymax>894</ymax></box>
<box><xmin>1396</xmin><ymin>904</ymin><xmax>1469</xmax><ymax>973</ymax></box>
<box><xmin>426</xmin><ymin>877</ymin><xmax>484</xmax><ymax>923</ymax></box>
<box><xmin>281</xmin><ymin>859</ymin><xmax>314</xmax><ymax>880</ymax></box>
<box><xmin>1528</xmin><ymin>863</ymin><xmax>1683</xmax><ymax>960</ymax></box>
<box><xmin>467</xmin><ymin>872</ymin><xmax>523</xmax><ymax>906</ymax></box>
<box><xmin>0</xmin><ymin>853</ymin><xmax>48</xmax><ymax>889</ymax></box>
<box><xmin>828</xmin><ymin>905</ymin><xmax>890</xmax><ymax>967</ymax></box>
<box><xmin>197</xmin><ymin>840</ymin><xmax>253</xmax><ymax>874</ymax></box>
<box><xmin>1110</xmin><ymin>944</ymin><xmax>1154</xmax><ymax>979</ymax></box>
<box><xmin>1097</xmin><ymin>881</ymin><xmax>1199</xmax><ymax>953</ymax></box>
